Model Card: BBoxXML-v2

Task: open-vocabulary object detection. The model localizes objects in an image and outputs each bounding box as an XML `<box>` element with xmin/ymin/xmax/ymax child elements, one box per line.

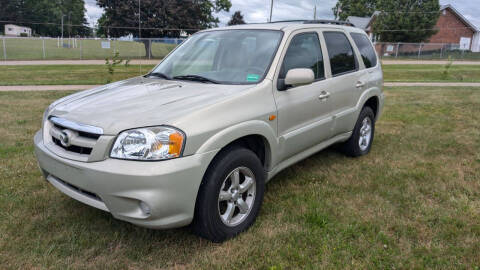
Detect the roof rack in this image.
<box><xmin>268</xmin><ymin>20</ymin><xmax>354</xmax><ymax>27</ymax></box>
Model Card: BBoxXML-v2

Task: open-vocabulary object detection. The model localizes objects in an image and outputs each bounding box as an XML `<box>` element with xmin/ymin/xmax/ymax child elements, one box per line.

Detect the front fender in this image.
<box><xmin>195</xmin><ymin>120</ymin><xmax>279</xmax><ymax>170</ymax></box>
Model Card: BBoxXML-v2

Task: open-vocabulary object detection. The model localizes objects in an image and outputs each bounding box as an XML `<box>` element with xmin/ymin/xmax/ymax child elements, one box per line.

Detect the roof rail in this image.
<box><xmin>268</xmin><ymin>19</ymin><xmax>354</xmax><ymax>27</ymax></box>
<box><xmin>303</xmin><ymin>20</ymin><xmax>354</xmax><ymax>26</ymax></box>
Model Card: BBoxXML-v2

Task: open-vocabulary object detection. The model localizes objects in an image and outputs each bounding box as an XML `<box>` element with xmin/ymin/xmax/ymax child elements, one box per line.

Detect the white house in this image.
<box><xmin>4</xmin><ymin>24</ymin><xmax>32</xmax><ymax>37</ymax></box>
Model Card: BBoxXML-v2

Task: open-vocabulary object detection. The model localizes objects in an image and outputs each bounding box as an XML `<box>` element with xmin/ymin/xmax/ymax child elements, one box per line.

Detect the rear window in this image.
<box><xmin>323</xmin><ymin>32</ymin><xmax>357</xmax><ymax>76</ymax></box>
<box><xmin>351</xmin><ymin>33</ymin><xmax>377</xmax><ymax>68</ymax></box>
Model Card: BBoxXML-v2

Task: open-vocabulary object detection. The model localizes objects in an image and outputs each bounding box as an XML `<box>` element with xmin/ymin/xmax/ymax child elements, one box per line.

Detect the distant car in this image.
<box><xmin>35</xmin><ymin>20</ymin><xmax>384</xmax><ymax>242</ymax></box>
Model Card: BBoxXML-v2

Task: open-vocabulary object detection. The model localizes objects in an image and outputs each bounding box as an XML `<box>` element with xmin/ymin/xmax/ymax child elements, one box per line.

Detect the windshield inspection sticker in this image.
<box><xmin>246</xmin><ymin>74</ymin><xmax>260</xmax><ymax>82</ymax></box>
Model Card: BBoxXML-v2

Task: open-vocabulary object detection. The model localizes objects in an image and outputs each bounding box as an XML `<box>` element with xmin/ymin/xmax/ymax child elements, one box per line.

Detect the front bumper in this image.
<box><xmin>34</xmin><ymin>130</ymin><xmax>217</xmax><ymax>229</ymax></box>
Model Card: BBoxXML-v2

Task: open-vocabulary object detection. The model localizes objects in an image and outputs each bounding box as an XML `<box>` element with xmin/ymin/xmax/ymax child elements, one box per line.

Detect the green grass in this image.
<box><xmin>0</xmin><ymin>65</ymin><xmax>155</xmax><ymax>85</ymax></box>
<box><xmin>383</xmin><ymin>64</ymin><xmax>480</xmax><ymax>82</ymax></box>
<box><xmin>0</xmin><ymin>38</ymin><xmax>176</xmax><ymax>60</ymax></box>
<box><xmin>381</xmin><ymin>51</ymin><xmax>480</xmax><ymax>61</ymax></box>
<box><xmin>1</xmin><ymin>64</ymin><xmax>480</xmax><ymax>86</ymax></box>
<box><xmin>1</xmin><ymin>87</ymin><xmax>479</xmax><ymax>269</ymax></box>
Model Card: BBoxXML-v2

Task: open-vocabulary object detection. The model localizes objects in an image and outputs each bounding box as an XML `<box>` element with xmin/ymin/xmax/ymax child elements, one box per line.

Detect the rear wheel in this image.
<box><xmin>193</xmin><ymin>147</ymin><xmax>265</xmax><ymax>242</ymax></box>
<box><xmin>342</xmin><ymin>106</ymin><xmax>375</xmax><ymax>157</ymax></box>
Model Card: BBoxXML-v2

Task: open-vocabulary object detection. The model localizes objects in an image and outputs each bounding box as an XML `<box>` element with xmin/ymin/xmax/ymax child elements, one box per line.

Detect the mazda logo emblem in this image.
<box><xmin>59</xmin><ymin>131</ymin><xmax>70</xmax><ymax>147</ymax></box>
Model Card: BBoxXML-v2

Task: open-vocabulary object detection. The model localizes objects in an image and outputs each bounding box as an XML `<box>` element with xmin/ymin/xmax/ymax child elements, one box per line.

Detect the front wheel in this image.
<box><xmin>342</xmin><ymin>106</ymin><xmax>375</xmax><ymax>157</ymax></box>
<box><xmin>192</xmin><ymin>147</ymin><xmax>265</xmax><ymax>242</ymax></box>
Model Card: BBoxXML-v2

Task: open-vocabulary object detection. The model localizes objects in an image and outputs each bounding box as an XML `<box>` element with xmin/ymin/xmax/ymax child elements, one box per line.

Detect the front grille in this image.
<box><xmin>52</xmin><ymin>137</ymin><xmax>93</xmax><ymax>155</ymax></box>
<box><xmin>48</xmin><ymin>116</ymin><xmax>102</xmax><ymax>157</ymax></box>
<box><xmin>53</xmin><ymin>123</ymin><xmax>100</xmax><ymax>140</ymax></box>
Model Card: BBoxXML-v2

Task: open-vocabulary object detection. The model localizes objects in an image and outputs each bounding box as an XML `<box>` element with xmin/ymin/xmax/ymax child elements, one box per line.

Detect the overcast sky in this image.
<box><xmin>84</xmin><ymin>0</ymin><xmax>480</xmax><ymax>29</ymax></box>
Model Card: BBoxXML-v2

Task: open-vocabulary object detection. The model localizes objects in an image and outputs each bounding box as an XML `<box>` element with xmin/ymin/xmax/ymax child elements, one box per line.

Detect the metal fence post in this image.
<box><xmin>417</xmin><ymin>43</ymin><xmax>422</xmax><ymax>59</ymax></box>
<box><xmin>395</xmin><ymin>42</ymin><xmax>399</xmax><ymax>58</ymax></box>
<box><xmin>149</xmin><ymin>39</ymin><xmax>151</xmax><ymax>59</ymax></box>
<box><xmin>440</xmin><ymin>44</ymin><xmax>444</xmax><ymax>59</ymax></box>
<box><xmin>42</xmin><ymin>38</ymin><xmax>46</xmax><ymax>59</ymax></box>
<box><xmin>80</xmin><ymin>39</ymin><xmax>82</xmax><ymax>60</ymax></box>
<box><xmin>2</xmin><ymin>38</ymin><xmax>6</xmax><ymax>61</ymax></box>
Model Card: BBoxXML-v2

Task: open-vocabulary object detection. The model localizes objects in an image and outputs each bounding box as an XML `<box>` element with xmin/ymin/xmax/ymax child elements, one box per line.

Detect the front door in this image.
<box><xmin>273</xmin><ymin>31</ymin><xmax>333</xmax><ymax>160</ymax></box>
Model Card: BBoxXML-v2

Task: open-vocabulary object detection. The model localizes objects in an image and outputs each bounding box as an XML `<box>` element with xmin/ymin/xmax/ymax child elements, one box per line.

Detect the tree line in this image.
<box><xmin>0</xmin><ymin>0</ymin><xmax>440</xmax><ymax>48</ymax></box>
<box><xmin>333</xmin><ymin>0</ymin><xmax>440</xmax><ymax>42</ymax></box>
<box><xmin>0</xmin><ymin>0</ymin><xmax>91</xmax><ymax>37</ymax></box>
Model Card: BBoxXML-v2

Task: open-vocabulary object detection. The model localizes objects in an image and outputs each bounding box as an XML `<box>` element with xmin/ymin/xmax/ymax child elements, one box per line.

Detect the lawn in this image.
<box><xmin>0</xmin><ymin>65</ymin><xmax>155</xmax><ymax>85</ymax></box>
<box><xmin>382</xmin><ymin>64</ymin><xmax>480</xmax><ymax>82</ymax></box>
<box><xmin>0</xmin><ymin>87</ymin><xmax>479</xmax><ymax>269</ymax></box>
<box><xmin>0</xmin><ymin>38</ymin><xmax>177</xmax><ymax>60</ymax></box>
<box><xmin>1</xmin><ymin>64</ymin><xmax>480</xmax><ymax>86</ymax></box>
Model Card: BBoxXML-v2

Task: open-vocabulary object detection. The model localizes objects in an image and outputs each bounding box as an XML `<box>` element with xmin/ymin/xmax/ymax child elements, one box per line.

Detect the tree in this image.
<box><xmin>227</xmin><ymin>11</ymin><xmax>245</xmax><ymax>25</ymax></box>
<box><xmin>373</xmin><ymin>0</ymin><xmax>440</xmax><ymax>42</ymax></box>
<box><xmin>96</xmin><ymin>0</ymin><xmax>232</xmax><ymax>57</ymax></box>
<box><xmin>332</xmin><ymin>0</ymin><xmax>440</xmax><ymax>42</ymax></box>
<box><xmin>332</xmin><ymin>0</ymin><xmax>376</xmax><ymax>21</ymax></box>
<box><xmin>0</xmin><ymin>0</ymin><xmax>90</xmax><ymax>37</ymax></box>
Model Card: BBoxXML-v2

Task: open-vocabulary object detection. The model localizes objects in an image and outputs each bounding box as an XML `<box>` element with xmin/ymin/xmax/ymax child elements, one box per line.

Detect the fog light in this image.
<box><xmin>139</xmin><ymin>201</ymin><xmax>151</xmax><ymax>216</ymax></box>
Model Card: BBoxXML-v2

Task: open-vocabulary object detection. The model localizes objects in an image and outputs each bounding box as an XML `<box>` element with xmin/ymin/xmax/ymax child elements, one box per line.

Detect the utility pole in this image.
<box><xmin>269</xmin><ymin>0</ymin><xmax>274</xmax><ymax>22</ymax></box>
<box><xmin>314</xmin><ymin>5</ymin><xmax>317</xmax><ymax>20</ymax></box>
<box><xmin>61</xmin><ymin>15</ymin><xmax>64</xmax><ymax>40</ymax></box>
<box><xmin>138</xmin><ymin>0</ymin><xmax>141</xmax><ymax>39</ymax></box>
<box><xmin>138</xmin><ymin>0</ymin><xmax>142</xmax><ymax>74</ymax></box>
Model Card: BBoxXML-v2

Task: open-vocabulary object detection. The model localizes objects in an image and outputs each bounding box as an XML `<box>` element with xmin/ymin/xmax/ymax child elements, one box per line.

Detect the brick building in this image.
<box><xmin>347</xmin><ymin>4</ymin><xmax>480</xmax><ymax>52</ymax></box>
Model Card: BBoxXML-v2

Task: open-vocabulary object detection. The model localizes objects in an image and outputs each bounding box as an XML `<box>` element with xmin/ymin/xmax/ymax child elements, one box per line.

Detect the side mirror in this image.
<box><xmin>284</xmin><ymin>68</ymin><xmax>315</xmax><ymax>87</ymax></box>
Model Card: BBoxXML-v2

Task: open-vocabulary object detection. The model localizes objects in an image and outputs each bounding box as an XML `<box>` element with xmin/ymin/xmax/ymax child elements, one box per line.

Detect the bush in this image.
<box><xmin>19</xmin><ymin>33</ymin><xmax>28</xmax><ymax>37</ymax></box>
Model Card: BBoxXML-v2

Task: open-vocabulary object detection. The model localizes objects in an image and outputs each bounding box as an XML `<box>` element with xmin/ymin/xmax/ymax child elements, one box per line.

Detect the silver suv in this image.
<box><xmin>35</xmin><ymin>20</ymin><xmax>384</xmax><ymax>242</ymax></box>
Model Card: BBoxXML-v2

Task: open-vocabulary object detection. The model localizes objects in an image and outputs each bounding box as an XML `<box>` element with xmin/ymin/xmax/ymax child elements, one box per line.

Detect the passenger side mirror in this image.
<box><xmin>284</xmin><ymin>68</ymin><xmax>315</xmax><ymax>89</ymax></box>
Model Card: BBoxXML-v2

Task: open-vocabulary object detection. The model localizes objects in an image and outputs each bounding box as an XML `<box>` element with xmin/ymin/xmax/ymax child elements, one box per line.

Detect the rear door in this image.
<box><xmin>321</xmin><ymin>31</ymin><xmax>369</xmax><ymax>135</ymax></box>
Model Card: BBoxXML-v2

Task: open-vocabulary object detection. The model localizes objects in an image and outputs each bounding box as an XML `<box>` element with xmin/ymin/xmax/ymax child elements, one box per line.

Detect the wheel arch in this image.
<box><xmin>195</xmin><ymin>120</ymin><xmax>278</xmax><ymax>171</ymax></box>
<box><xmin>356</xmin><ymin>87</ymin><xmax>382</xmax><ymax>122</ymax></box>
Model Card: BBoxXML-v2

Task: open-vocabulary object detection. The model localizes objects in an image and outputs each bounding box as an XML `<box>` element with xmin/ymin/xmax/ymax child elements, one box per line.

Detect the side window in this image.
<box><xmin>279</xmin><ymin>32</ymin><xmax>324</xmax><ymax>80</ymax></box>
<box><xmin>351</xmin><ymin>33</ymin><xmax>377</xmax><ymax>68</ymax></box>
<box><xmin>323</xmin><ymin>32</ymin><xmax>357</xmax><ymax>76</ymax></box>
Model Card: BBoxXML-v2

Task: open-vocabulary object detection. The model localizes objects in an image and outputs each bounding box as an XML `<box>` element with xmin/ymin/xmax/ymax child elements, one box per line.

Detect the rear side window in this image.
<box><xmin>351</xmin><ymin>33</ymin><xmax>377</xmax><ymax>68</ymax></box>
<box><xmin>323</xmin><ymin>32</ymin><xmax>357</xmax><ymax>76</ymax></box>
<box><xmin>279</xmin><ymin>32</ymin><xmax>324</xmax><ymax>80</ymax></box>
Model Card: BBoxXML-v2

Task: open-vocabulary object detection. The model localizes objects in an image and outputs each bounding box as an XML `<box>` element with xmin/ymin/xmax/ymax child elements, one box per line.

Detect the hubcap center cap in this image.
<box><xmin>231</xmin><ymin>190</ymin><xmax>240</xmax><ymax>201</ymax></box>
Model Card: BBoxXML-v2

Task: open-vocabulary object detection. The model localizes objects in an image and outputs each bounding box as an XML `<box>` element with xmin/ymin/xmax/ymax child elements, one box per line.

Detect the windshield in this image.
<box><xmin>150</xmin><ymin>30</ymin><xmax>283</xmax><ymax>84</ymax></box>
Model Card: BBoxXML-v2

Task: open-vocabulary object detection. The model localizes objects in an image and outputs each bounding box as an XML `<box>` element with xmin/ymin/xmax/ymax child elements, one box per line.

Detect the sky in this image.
<box><xmin>84</xmin><ymin>0</ymin><xmax>480</xmax><ymax>29</ymax></box>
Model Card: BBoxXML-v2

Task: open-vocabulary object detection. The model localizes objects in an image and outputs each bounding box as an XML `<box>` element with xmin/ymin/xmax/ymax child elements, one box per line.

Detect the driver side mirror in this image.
<box><xmin>279</xmin><ymin>68</ymin><xmax>315</xmax><ymax>91</ymax></box>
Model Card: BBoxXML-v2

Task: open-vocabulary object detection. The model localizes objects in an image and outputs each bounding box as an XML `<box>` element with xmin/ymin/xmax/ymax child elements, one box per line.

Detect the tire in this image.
<box><xmin>342</xmin><ymin>106</ymin><xmax>375</xmax><ymax>157</ymax></box>
<box><xmin>192</xmin><ymin>146</ymin><xmax>266</xmax><ymax>242</ymax></box>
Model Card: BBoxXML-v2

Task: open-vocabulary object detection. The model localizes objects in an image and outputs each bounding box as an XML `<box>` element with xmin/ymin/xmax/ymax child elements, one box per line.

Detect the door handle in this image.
<box><xmin>318</xmin><ymin>91</ymin><xmax>330</xmax><ymax>101</ymax></box>
<box><xmin>356</xmin><ymin>81</ymin><xmax>366</xmax><ymax>88</ymax></box>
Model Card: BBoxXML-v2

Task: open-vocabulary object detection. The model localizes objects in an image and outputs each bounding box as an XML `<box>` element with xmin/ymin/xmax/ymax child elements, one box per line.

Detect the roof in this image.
<box><xmin>4</xmin><ymin>24</ymin><xmax>31</xmax><ymax>29</ymax></box>
<box><xmin>344</xmin><ymin>5</ymin><xmax>479</xmax><ymax>33</ymax></box>
<box><xmin>203</xmin><ymin>21</ymin><xmax>361</xmax><ymax>33</ymax></box>
<box><xmin>346</xmin><ymin>16</ymin><xmax>371</xmax><ymax>30</ymax></box>
<box><xmin>441</xmin><ymin>4</ymin><xmax>479</xmax><ymax>32</ymax></box>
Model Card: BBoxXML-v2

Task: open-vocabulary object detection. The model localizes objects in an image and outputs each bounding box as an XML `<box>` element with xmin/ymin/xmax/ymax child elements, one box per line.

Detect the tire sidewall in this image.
<box><xmin>354</xmin><ymin>107</ymin><xmax>375</xmax><ymax>156</ymax></box>
<box><xmin>199</xmin><ymin>147</ymin><xmax>265</xmax><ymax>240</ymax></box>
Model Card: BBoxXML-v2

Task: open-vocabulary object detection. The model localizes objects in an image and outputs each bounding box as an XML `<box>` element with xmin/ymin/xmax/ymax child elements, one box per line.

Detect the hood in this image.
<box><xmin>50</xmin><ymin>77</ymin><xmax>253</xmax><ymax>135</ymax></box>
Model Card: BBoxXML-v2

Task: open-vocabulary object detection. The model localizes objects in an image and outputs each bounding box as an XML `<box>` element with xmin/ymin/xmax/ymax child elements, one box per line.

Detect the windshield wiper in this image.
<box><xmin>145</xmin><ymin>72</ymin><xmax>171</xmax><ymax>80</ymax></box>
<box><xmin>173</xmin><ymin>75</ymin><xmax>219</xmax><ymax>84</ymax></box>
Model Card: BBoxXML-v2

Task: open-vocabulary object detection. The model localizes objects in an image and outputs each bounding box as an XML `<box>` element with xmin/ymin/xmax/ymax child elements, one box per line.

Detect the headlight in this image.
<box><xmin>110</xmin><ymin>126</ymin><xmax>185</xmax><ymax>161</ymax></box>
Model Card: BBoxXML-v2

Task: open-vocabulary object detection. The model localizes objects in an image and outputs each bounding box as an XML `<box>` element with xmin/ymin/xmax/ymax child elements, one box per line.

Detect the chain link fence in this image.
<box><xmin>2</xmin><ymin>37</ymin><xmax>480</xmax><ymax>61</ymax></box>
<box><xmin>0</xmin><ymin>37</ymin><xmax>185</xmax><ymax>60</ymax></box>
<box><xmin>375</xmin><ymin>42</ymin><xmax>480</xmax><ymax>60</ymax></box>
